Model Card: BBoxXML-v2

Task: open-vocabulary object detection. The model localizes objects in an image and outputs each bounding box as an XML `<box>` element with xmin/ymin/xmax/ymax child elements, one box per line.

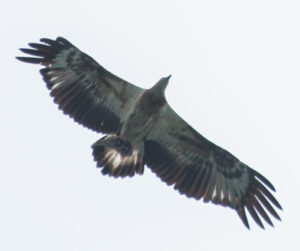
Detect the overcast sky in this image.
<box><xmin>1</xmin><ymin>1</ymin><xmax>299</xmax><ymax>250</ymax></box>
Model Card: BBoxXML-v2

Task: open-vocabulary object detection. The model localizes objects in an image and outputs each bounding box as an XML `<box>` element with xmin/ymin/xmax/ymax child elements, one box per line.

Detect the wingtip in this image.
<box><xmin>274</xmin><ymin>213</ymin><xmax>282</xmax><ymax>221</ymax></box>
<box><xmin>268</xmin><ymin>220</ymin><xmax>274</xmax><ymax>228</ymax></box>
<box><xmin>56</xmin><ymin>36</ymin><xmax>72</xmax><ymax>46</ymax></box>
<box><xmin>236</xmin><ymin>207</ymin><xmax>250</xmax><ymax>230</ymax></box>
<box><xmin>19</xmin><ymin>48</ymin><xmax>34</xmax><ymax>54</ymax></box>
<box><xmin>252</xmin><ymin>169</ymin><xmax>276</xmax><ymax>192</ymax></box>
<box><xmin>244</xmin><ymin>222</ymin><xmax>250</xmax><ymax>230</ymax></box>
<box><xmin>16</xmin><ymin>56</ymin><xmax>28</xmax><ymax>62</ymax></box>
<box><xmin>40</xmin><ymin>37</ymin><xmax>53</xmax><ymax>43</ymax></box>
<box><xmin>277</xmin><ymin>199</ymin><xmax>283</xmax><ymax>211</ymax></box>
<box><xmin>16</xmin><ymin>56</ymin><xmax>43</xmax><ymax>64</ymax></box>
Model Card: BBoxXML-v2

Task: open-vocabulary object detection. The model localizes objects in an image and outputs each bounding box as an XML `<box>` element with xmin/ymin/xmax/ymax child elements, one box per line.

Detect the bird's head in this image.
<box><xmin>151</xmin><ymin>75</ymin><xmax>171</xmax><ymax>97</ymax></box>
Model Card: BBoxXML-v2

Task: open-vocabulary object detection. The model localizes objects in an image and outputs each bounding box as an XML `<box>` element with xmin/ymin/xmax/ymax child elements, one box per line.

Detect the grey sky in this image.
<box><xmin>1</xmin><ymin>1</ymin><xmax>299</xmax><ymax>250</ymax></box>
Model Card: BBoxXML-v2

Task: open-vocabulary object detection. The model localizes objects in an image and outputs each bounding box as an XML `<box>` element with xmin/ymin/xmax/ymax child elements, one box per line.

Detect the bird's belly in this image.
<box><xmin>120</xmin><ymin>110</ymin><xmax>153</xmax><ymax>141</ymax></box>
<box><xmin>120</xmin><ymin>89</ymin><xmax>165</xmax><ymax>143</ymax></box>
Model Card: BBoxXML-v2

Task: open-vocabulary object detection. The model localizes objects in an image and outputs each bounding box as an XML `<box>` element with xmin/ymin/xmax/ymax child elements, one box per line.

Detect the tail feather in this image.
<box><xmin>92</xmin><ymin>135</ymin><xmax>144</xmax><ymax>177</ymax></box>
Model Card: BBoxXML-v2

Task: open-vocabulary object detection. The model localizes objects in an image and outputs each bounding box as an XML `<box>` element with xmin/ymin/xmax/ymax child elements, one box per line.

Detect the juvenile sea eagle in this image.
<box><xmin>17</xmin><ymin>37</ymin><xmax>281</xmax><ymax>229</ymax></box>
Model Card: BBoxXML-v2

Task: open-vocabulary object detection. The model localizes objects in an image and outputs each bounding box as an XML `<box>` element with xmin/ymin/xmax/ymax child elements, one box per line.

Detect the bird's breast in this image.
<box><xmin>120</xmin><ymin>90</ymin><xmax>166</xmax><ymax>141</ymax></box>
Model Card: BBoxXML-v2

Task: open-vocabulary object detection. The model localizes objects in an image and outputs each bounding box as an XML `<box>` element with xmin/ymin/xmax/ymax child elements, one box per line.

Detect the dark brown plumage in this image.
<box><xmin>17</xmin><ymin>37</ymin><xmax>282</xmax><ymax>229</ymax></box>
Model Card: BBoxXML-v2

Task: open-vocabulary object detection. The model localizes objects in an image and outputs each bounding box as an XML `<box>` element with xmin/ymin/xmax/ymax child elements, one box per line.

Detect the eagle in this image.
<box><xmin>17</xmin><ymin>37</ymin><xmax>282</xmax><ymax>229</ymax></box>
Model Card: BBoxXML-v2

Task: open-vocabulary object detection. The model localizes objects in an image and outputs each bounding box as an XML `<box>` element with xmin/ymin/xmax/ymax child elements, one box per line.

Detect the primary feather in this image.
<box><xmin>17</xmin><ymin>37</ymin><xmax>282</xmax><ymax>229</ymax></box>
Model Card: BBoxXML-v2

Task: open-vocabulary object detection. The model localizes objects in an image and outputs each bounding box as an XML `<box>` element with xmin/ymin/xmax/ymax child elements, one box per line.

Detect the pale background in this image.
<box><xmin>1</xmin><ymin>1</ymin><xmax>299</xmax><ymax>250</ymax></box>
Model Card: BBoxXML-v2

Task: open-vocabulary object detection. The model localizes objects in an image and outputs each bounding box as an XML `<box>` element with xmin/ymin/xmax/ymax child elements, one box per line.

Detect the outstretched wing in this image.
<box><xmin>17</xmin><ymin>37</ymin><xmax>144</xmax><ymax>133</ymax></box>
<box><xmin>144</xmin><ymin>104</ymin><xmax>282</xmax><ymax>229</ymax></box>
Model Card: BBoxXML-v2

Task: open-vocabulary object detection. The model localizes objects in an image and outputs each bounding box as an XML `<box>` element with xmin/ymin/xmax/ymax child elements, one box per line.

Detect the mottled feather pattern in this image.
<box><xmin>92</xmin><ymin>135</ymin><xmax>144</xmax><ymax>177</ymax></box>
<box><xmin>17</xmin><ymin>37</ymin><xmax>143</xmax><ymax>133</ymax></box>
<box><xmin>145</xmin><ymin>105</ymin><xmax>282</xmax><ymax>229</ymax></box>
<box><xmin>17</xmin><ymin>37</ymin><xmax>282</xmax><ymax>229</ymax></box>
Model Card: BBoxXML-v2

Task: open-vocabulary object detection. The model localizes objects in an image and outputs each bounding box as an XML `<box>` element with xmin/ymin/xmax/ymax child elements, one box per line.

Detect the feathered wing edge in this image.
<box><xmin>17</xmin><ymin>37</ymin><xmax>282</xmax><ymax>229</ymax></box>
<box><xmin>144</xmin><ymin>140</ymin><xmax>282</xmax><ymax>229</ymax></box>
<box><xmin>92</xmin><ymin>134</ymin><xmax>145</xmax><ymax>178</ymax></box>
<box><xmin>16</xmin><ymin>37</ymin><xmax>143</xmax><ymax>134</ymax></box>
<box><xmin>144</xmin><ymin>106</ymin><xmax>282</xmax><ymax>229</ymax></box>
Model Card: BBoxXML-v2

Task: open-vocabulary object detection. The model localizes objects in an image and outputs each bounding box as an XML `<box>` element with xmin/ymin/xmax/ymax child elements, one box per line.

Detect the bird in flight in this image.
<box><xmin>17</xmin><ymin>37</ymin><xmax>282</xmax><ymax>229</ymax></box>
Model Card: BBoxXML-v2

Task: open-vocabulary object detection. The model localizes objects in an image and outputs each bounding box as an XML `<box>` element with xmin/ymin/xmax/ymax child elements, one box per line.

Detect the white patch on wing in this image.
<box><xmin>102</xmin><ymin>148</ymin><xmax>140</xmax><ymax>171</ymax></box>
<box><xmin>212</xmin><ymin>185</ymin><xmax>217</xmax><ymax>199</ymax></box>
<box><xmin>51</xmin><ymin>81</ymin><xmax>65</xmax><ymax>90</ymax></box>
<box><xmin>103</xmin><ymin>149</ymin><xmax>120</xmax><ymax>170</ymax></box>
<box><xmin>220</xmin><ymin>189</ymin><xmax>225</xmax><ymax>201</ymax></box>
<box><xmin>228</xmin><ymin>191</ymin><xmax>232</xmax><ymax>203</ymax></box>
<box><xmin>112</xmin><ymin>153</ymin><xmax>122</xmax><ymax>167</ymax></box>
<box><xmin>132</xmin><ymin>150</ymin><xmax>138</xmax><ymax>165</ymax></box>
<box><xmin>49</xmin><ymin>75</ymin><xmax>59</xmax><ymax>82</ymax></box>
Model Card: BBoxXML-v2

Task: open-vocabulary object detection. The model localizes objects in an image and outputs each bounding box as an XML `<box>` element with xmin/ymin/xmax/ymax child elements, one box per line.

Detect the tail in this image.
<box><xmin>92</xmin><ymin>135</ymin><xmax>144</xmax><ymax>177</ymax></box>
